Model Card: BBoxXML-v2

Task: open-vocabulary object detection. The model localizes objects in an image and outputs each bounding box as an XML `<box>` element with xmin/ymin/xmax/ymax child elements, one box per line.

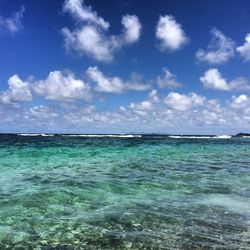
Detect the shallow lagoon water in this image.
<box><xmin>0</xmin><ymin>135</ymin><xmax>250</xmax><ymax>249</ymax></box>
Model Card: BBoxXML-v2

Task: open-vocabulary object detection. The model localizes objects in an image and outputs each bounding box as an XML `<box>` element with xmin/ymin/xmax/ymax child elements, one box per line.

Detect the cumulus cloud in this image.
<box><xmin>1</xmin><ymin>86</ymin><xmax>250</xmax><ymax>134</ymax></box>
<box><xmin>26</xmin><ymin>105</ymin><xmax>58</xmax><ymax>120</ymax></box>
<box><xmin>0</xmin><ymin>74</ymin><xmax>32</xmax><ymax>105</ymax></box>
<box><xmin>33</xmin><ymin>70</ymin><xmax>91</xmax><ymax>101</ymax></box>
<box><xmin>63</xmin><ymin>105</ymin><xmax>129</xmax><ymax>127</ymax></box>
<box><xmin>63</xmin><ymin>0</ymin><xmax>109</xmax><ymax>29</ymax></box>
<box><xmin>196</xmin><ymin>28</ymin><xmax>235</xmax><ymax>64</ymax></box>
<box><xmin>121</xmin><ymin>14</ymin><xmax>142</xmax><ymax>44</ymax></box>
<box><xmin>87</xmin><ymin>66</ymin><xmax>124</xmax><ymax>93</ymax></box>
<box><xmin>2</xmin><ymin>70</ymin><xmax>250</xmax><ymax>133</ymax></box>
<box><xmin>200</xmin><ymin>68</ymin><xmax>250</xmax><ymax>91</ymax></box>
<box><xmin>200</xmin><ymin>68</ymin><xmax>229</xmax><ymax>90</ymax></box>
<box><xmin>164</xmin><ymin>92</ymin><xmax>205</xmax><ymax>111</ymax></box>
<box><xmin>156</xmin><ymin>68</ymin><xmax>182</xmax><ymax>88</ymax></box>
<box><xmin>231</xmin><ymin>94</ymin><xmax>249</xmax><ymax>109</ymax></box>
<box><xmin>195</xmin><ymin>110</ymin><xmax>227</xmax><ymax>126</ymax></box>
<box><xmin>0</xmin><ymin>6</ymin><xmax>25</xmax><ymax>34</ymax></box>
<box><xmin>236</xmin><ymin>34</ymin><xmax>250</xmax><ymax>61</ymax></box>
<box><xmin>86</xmin><ymin>66</ymin><xmax>150</xmax><ymax>93</ymax></box>
<box><xmin>130</xmin><ymin>90</ymin><xmax>159</xmax><ymax>116</ymax></box>
<box><xmin>230</xmin><ymin>94</ymin><xmax>250</xmax><ymax>121</ymax></box>
<box><xmin>54</xmin><ymin>89</ymin><xmax>244</xmax><ymax>134</ymax></box>
<box><xmin>62</xmin><ymin>0</ymin><xmax>142</xmax><ymax>62</ymax></box>
<box><xmin>155</xmin><ymin>15</ymin><xmax>188</xmax><ymax>51</ymax></box>
<box><xmin>148</xmin><ymin>89</ymin><xmax>159</xmax><ymax>103</ymax></box>
<box><xmin>130</xmin><ymin>101</ymin><xmax>152</xmax><ymax>116</ymax></box>
<box><xmin>62</xmin><ymin>25</ymin><xmax>118</xmax><ymax>62</ymax></box>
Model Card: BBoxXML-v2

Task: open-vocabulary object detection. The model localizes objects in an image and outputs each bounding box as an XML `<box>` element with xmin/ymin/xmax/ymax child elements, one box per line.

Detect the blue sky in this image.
<box><xmin>1</xmin><ymin>0</ymin><xmax>250</xmax><ymax>134</ymax></box>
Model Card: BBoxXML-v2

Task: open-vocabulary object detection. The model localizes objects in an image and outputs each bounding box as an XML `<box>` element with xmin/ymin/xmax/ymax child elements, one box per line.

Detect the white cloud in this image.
<box><xmin>86</xmin><ymin>66</ymin><xmax>150</xmax><ymax>93</ymax></box>
<box><xmin>26</xmin><ymin>105</ymin><xmax>58</xmax><ymax>120</ymax></box>
<box><xmin>126</xmin><ymin>82</ymin><xmax>150</xmax><ymax>91</ymax></box>
<box><xmin>33</xmin><ymin>70</ymin><xmax>91</xmax><ymax>101</ymax></box>
<box><xmin>164</xmin><ymin>92</ymin><xmax>205</xmax><ymax>111</ymax></box>
<box><xmin>155</xmin><ymin>15</ymin><xmax>188</xmax><ymax>51</ymax></box>
<box><xmin>229</xmin><ymin>78</ymin><xmax>250</xmax><ymax>91</ymax></box>
<box><xmin>62</xmin><ymin>26</ymin><xmax>118</xmax><ymax>62</ymax></box>
<box><xmin>62</xmin><ymin>0</ymin><xmax>142</xmax><ymax>62</ymax></box>
<box><xmin>130</xmin><ymin>101</ymin><xmax>152</xmax><ymax>115</ymax></box>
<box><xmin>121</xmin><ymin>15</ymin><xmax>142</xmax><ymax>44</ymax></box>
<box><xmin>87</xmin><ymin>66</ymin><xmax>124</xmax><ymax>93</ymax></box>
<box><xmin>196</xmin><ymin>109</ymin><xmax>226</xmax><ymax>125</ymax></box>
<box><xmin>236</xmin><ymin>34</ymin><xmax>250</xmax><ymax>61</ymax></box>
<box><xmin>231</xmin><ymin>94</ymin><xmax>249</xmax><ymax>109</ymax></box>
<box><xmin>200</xmin><ymin>68</ymin><xmax>250</xmax><ymax>91</ymax></box>
<box><xmin>63</xmin><ymin>0</ymin><xmax>109</xmax><ymax>29</ymax></box>
<box><xmin>2</xmin><ymin>70</ymin><xmax>250</xmax><ymax>134</ymax></box>
<box><xmin>157</xmin><ymin>68</ymin><xmax>182</xmax><ymax>88</ymax></box>
<box><xmin>148</xmin><ymin>89</ymin><xmax>159</xmax><ymax>103</ymax></box>
<box><xmin>230</xmin><ymin>94</ymin><xmax>250</xmax><ymax>121</ymax></box>
<box><xmin>130</xmin><ymin>89</ymin><xmax>159</xmax><ymax>116</ymax></box>
<box><xmin>196</xmin><ymin>28</ymin><xmax>235</xmax><ymax>64</ymax></box>
<box><xmin>207</xmin><ymin>99</ymin><xmax>223</xmax><ymax>113</ymax></box>
<box><xmin>2</xmin><ymin>86</ymin><xmax>250</xmax><ymax>134</ymax></box>
<box><xmin>0</xmin><ymin>74</ymin><xmax>32</xmax><ymax>105</ymax></box>
<box><xmin>200</xmin><ymin>68</ymin><xmax>229</xmax><ymax>90</ymax></box>
<box><xmin>63</xmin><ymin>105</ymin><xmax>128</xmax><ymax>127</ymax></box>
<box><xmin>0</xmin><ymin>6</ymin><xmax>25</xmax><ymax>34</ymax></box>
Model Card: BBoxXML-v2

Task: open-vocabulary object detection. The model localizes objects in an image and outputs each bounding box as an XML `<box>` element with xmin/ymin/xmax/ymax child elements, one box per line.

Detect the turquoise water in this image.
<box><xmin>0</xmin><ymin>135</ymin><xmax>250</xmax><ymax>249</ymax></box>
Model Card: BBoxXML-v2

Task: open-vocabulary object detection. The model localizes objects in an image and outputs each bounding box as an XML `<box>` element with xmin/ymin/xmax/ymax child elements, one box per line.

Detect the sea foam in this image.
<box><xmin>18</xmin><ymin>133</ymin><xmax>54</xmax><ymax>137</ymax></box>
<box><xmin>168</xmin><ymin>135</ymin><xmax>212</xmax><ymax>139</ymax></box>
<box><xmin>213</xmin><ymin>135</ymin><xmax>232</xmax><ymax>139</ymax></box>
<box><xmin>168</xmin><ymin>135</ymin><xmax>232</xmax><ymax>139</ymax></box>
<box><xmin>62</xmin><ymin>134</ymin><xmax>141</xmax><ymax>138</ymax></box>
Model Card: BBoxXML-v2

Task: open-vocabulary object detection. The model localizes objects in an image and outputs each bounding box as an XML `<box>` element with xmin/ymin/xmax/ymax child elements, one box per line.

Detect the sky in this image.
<box><xmin>1</xmin><ymin>0</ymin><xmax>250</xmax><ymax>134</ymax></box>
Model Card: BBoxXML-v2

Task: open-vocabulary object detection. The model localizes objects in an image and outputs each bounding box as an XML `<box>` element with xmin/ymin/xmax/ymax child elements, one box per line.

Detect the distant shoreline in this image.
<box><xmin>0</xmin><ymin>133</ymin><xmax>249</xmax><ymax>138</ymax></box>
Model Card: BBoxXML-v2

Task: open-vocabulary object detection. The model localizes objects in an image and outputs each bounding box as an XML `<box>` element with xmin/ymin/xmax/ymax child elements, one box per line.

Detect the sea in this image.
<box><xmin>0</xmin><ymin>134</ymin><xmax>250</xmax><ymax>249</ymax></box>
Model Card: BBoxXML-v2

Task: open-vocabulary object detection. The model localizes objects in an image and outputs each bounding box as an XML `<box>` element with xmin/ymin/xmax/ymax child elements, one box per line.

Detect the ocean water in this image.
<box><xmin>0</xmin><ymin>134</ymin><xmax>250</xmax><ymax>249</ymax></box>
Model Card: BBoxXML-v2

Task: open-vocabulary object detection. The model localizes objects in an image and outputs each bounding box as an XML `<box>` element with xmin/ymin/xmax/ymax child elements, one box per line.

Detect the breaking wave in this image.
<box><xmin>168</xmin><ymin>135</ymin><xmax>232</xmax><ymax>139</ymax></box>
<box><xmin>62</xmin><ymin>134</ymin><xmax>142</xmax><ymax>138</ymax></box>
<box><xmin>213</xmin><ymin>135</ymin><xmax>232</xmax><ymax>139</ymax></box>
<box><xmin>16</xmin><ymin>134</ymin><xmax>235</xmax><ymax>139</ymax></box>
<box><xmin>168</xmin><ymin>135</ymin><xmax>212</xmax><ymax>139</ymax></box>
<box><xmin>18</xmin><ymin>134</ymin><xmax>55</xmax><ymax>137</ymax></box>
